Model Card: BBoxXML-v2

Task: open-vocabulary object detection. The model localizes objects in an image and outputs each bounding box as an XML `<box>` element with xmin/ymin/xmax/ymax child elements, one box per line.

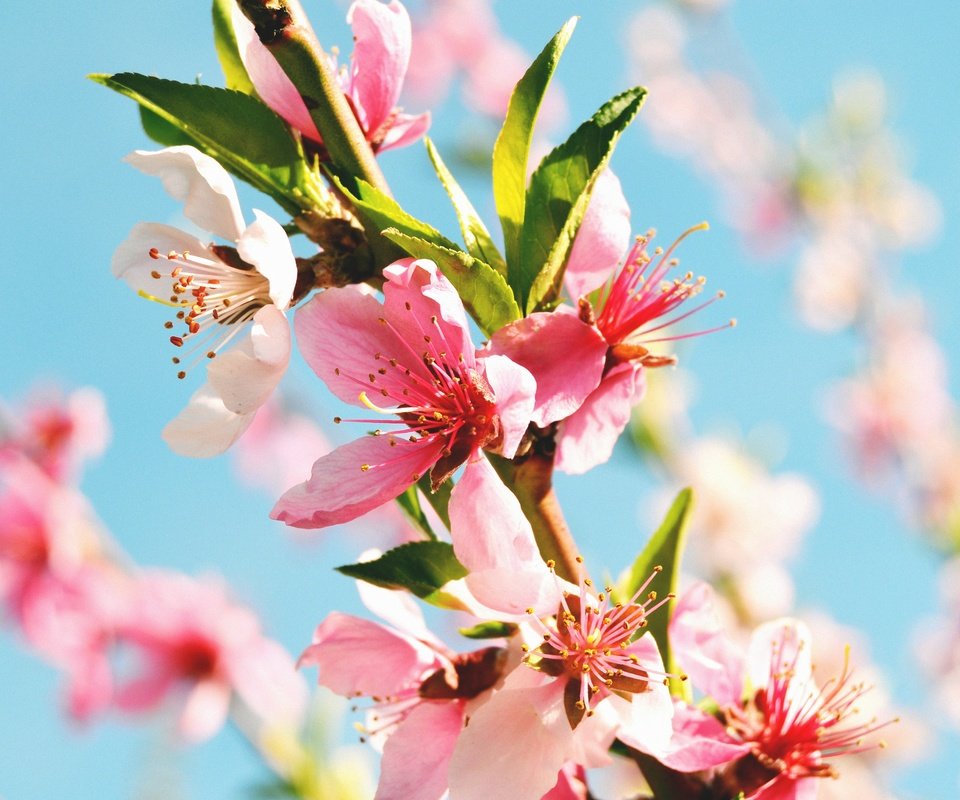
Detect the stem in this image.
<box><xmin>488</xmin><ymin>444</ymin><xmax>580</xmax><ymax>583</ymax></box>
<box><xmin>236</xmin><ymin>0</ymin><xmax>389</xmax><ymax>196</ymax></box>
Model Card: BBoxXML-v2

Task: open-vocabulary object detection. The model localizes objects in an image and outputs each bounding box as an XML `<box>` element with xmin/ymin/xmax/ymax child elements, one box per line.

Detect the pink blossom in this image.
<box><xmin>113</xmin><ymin>146</ymin><xmax>298</xmax><ymax>457</ymax></box>
<box><xmin>109</xmin><ymin>571</ymin><xmax>306</xmax><ymax>741</ymax></box>
<box><xmin>232</xmin><ymin>0</ymin><xmax>429</xmax><ymax>153</ymax></box>
<box><xmin>669</xmin><ymin>584</ymin><xmax>895</xmax><ymax>798</ymax></box>
<box><xmin>271</xmin><ymin>258</ymin><xmax>537</xmax><ymax>529</ymax></box>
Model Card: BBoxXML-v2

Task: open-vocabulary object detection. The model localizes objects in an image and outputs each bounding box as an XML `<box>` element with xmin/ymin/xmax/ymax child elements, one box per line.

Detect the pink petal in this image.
<box><xmin>207</xmin><ymin>305</ymin><xmax>291</xmax><ymax>415</ymax></box>
<box><xmin>669</xmin><ymin>582</ymin><xmax>744</xmax><ymax>708</ymax></box>
<box><xmin>115</xmin><ymin>669</ymin><xmax>176</xmax><ymax>713</ymax></box>
<box><xmin>271</xmin><ymin>433</ymin><xmax>445</xmax><ymax>528</ymax></box>
<box><xmin>379</xmin><ymin>110</ymin><xmax>432</xmax><ymax>152</ymax></box>
<box><xmin>346</xmin><ymin>0</ymin><xmax>411</xmax><ymax>135</ymax></box>
<box><xmin>162</xmin><ymin>384</ymin><xmax>256</xmax><ymax>458</ymax></box>
<box><xmin>231</xmin><ymin>3</ymin><xmax>321</xmax><ymax>140</ymax></box>
<box><xmin>178</xmin><ymin>678</ymin><xmax>232</xmax><ymax>742</ymax></box>
<box><xmin>479</xmin><ymin>354</ymin><xmax>536</xmax><ymax>458</ymax></box>
<box><xmin>657</xmin><ymin>703</ymin><xmax>750</xmax><ymax>772</ymax></box>
<box><xmin>237</xmin><ymin>210</ymin><xmax>298</xmax><ymax>310</ymax></box>
<box><xmin>124</xmin><ymin>147</ymin><xmax>245</xmax><ymax>242</ymax></box>
<box><xmin>486</xmin><ymin>309</ymin><xmax>607</xmax><ymax>427</ymax></box>
<box><xmin>747</xmin><ymin>619</ymin><xmax>813</xmax><ymax>694</ymax></box>
<box><xmin>541</xmin><ymin>764</ymin><xmax>588</xmax><ymax>800</ymax></box>
<box><xmin>555</xmin><ymin>363</ymin><xmax>645</xmax><ymax>474</ymax></box>
<box><xmin>229</xmin><ymin>639</ymin><xmax>308</xmax><ymax>729</ymax></box>
<box><xmin>564</xmin><ymin>169</ymin><xmax>631</xmax><ymax>300</ymax></box>
<box><xmin>299</xmin><ymin>611</ymin><xmax>439</xmax><ymax>698</ymax></box>
<box><xmin>614</xmin><ymin>633</ymin><xmax>675</xmax><ymax>758</ymax></box>
<box><xmin>752</xmin><ymin>776</ymin><xmax>814</xmax><ymax>800</ymax></box>
<box><xmin>375</xmin><ymin>701</ymin><xmax>464</xmax><ymax>800</ymax></box>
<box><xmin>448</xmin><ymin>458</ymin><xmax>558</xmax><ymax>615</ymax></box>
<box><xmin>112</xmin><ymin>223</ymin><xmax>215</xmax><ymax>296</ymax></box>
<box><xmin>357</xmin><ymin>581</ymin><xmax>447</xmax><ymax>651</ymax></box>
<box><xmin>293</xmin><ymin>286</ymin><xmax>426</xmax><ymax>406</ymax></box>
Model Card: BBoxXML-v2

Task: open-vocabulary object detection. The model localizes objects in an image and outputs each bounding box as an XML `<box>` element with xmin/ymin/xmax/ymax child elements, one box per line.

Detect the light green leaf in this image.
<box><xmin>618</xmin><ymin>487</ymin><xmax>693</xmax><ymax>695</ymax></box>
<box><xmin>336</xmin><ymin>542</ymin><xmax>468</xmax><ymax>608</ymax></box>
<box><xmin>425</xmin><ymin>137</ymin><xmax>507</xmax><ymax>275</ymax></box>
<box><xmin>381</xmin><ymin>230</ymin><xmax>522</xmax><ymax>336</ymax></box>
<box><xmin>458</xmin><ymin>621</ymin><xmax>518</xmax><ymax>640</ymax></box>
<box><xmin>417</xmin><ymin>474</ymin><xmax>452</xmax><ymax>531</ymax></box>
<box><xmin>212</xmin><ymin>0</ymin><xmax>256</xmax><ymax>94</ymax></box>
<box><xmin>520</xmin><ymin>86</ymin><xmax>646</xmax><ymax>313</ymax></box>
<box><xmin>90</xmin><ymin>72</ymin><xmax>312</xmax><ymax>216</ymax></box>
<box><xmin>395</xmin><ymin>485</ymin><xmax>437</xmax><ymax>541</ymax></box>
<box><xmin>493</xmin><ymin>18</ymin><xmax>577</xmax><ymax>282</ymax></box>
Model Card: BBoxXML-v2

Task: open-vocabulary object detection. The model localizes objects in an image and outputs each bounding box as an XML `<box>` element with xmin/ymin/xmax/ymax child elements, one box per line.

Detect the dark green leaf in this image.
<box><xmin>139</xmin><ymin>107</ymin><xmax>196</xmax><ymax>148</ymax></box>
<box><xmin>520</xmin><ymin>86</ymin><xmax>646</xmax><ymax>313</ymax></box>
<box><xmin>458</xmin><ymin>621</ymin><xmax>519</xmax><ymax>640</ymax></box>
<box><xmin>336</xmin><ymin>542</ymin><xmax>467</xmax><ymax>606</ymax></box>
<box><xmin>381</xmin><ymin>230</ymin><xmax>522</xmax><ymax>336</ymax></box>
<box><xmin>213</xmin><ymin>0</ymin><xmax>256</xmax><ymax>93</ymax></box>
<box><xmin>90</xmin><ymin>72</ymin><xmax>313</xmax><ymax>216</ymax></box>
<box><xmin>618</xmin><ymin>487</ymin><xmax>693</xmax><ymax>695</ymax></box>
<box><xmin>425</xmin><ymin>137</ymin><xmax>507</xmax><ymax>275</ymax></box>
<box><xmin>493</xmin><ymin>18</ymin><xmax>577</xmax><ymax>280</ymax></box>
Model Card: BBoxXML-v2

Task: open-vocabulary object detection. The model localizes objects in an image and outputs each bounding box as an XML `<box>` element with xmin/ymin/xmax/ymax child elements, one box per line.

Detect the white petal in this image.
<box><xmin>125</xmin><ymin>146</ymin><xmax>245</xmax><ymax>242</ymax></box>
<box><xmin>112</xmin><ymin>223</ymin><xmax>214</xmax><ymax>295</ymax></box>
<box><xmin>162</xmin><ymin>385</ymin><xmax>256</xmax><ymax>458</ymax></box>
<box><xmin>238</xmin><ymin>210</ymin><xmax>299</xmax><ymax>310</ymax></box>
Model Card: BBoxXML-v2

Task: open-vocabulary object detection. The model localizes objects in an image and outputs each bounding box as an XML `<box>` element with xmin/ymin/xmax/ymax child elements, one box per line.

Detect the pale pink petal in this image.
<box><xmin>657</xmin><ymin>703</ymin><xmax>750</xmax><ymax>772</ymax></box>
<box><xmin>124</xmin><ymin>147</ymin><xmax>245</xmax><ymax>242</ymax></box>
<box><xmin>357</xmin><ymin>581</ymin><xmax>447</xmax><ymax>651</ymax></box>
<box><xmin>112</xmin><ymin>223</ymin><xmax>215</xmax><ymax>296</ymax></box>
<box><xmin>753</xmin><ymin>776</ymin><xmax>813</xmax><ymax>800</ymax></box>
<box><xmin>669</xmin><ymin>582</ymin><xmax>744</xmax><ymax>708</ymax></box>
<box><xmin>555</xmin><ymin>363</ymin><xmax>645</xmax><ymax>474</ymax></box>
<box><xmin>293</xmin><ymin>286</ymin><xmax>425</xmax><ymax>406</ymax></box>
<box><xmin>237</xmin><ymin>210</ymin><xmax>298</xmax><ymax>310</ymax></box>
<box><xmin>564</xmin><ymin>169</ymin><xmax>631</xmax><ymax>300</ymax></box>
<box><xmin>178</xmin><ymin>678</ymin><xmax>232</xmax><ymax>742</ymax></box>
<box><xmin>271</xmin><ymin>433</ymin><xmax>445</xmax><ymax>528</ymax></box>
<box><xmin>486</xmin><ymin>309</ymin><xmax>607</xmax><ymax>427</ymax></box>
<box><xmin>299</xmin><ymin>612</ymin><xmax>439</xmax><ymax>697</ymax></box>
<box><xmin>346</xmin><ymin>0</ymin><xmax>411</xmax><ymax>134</ymax></box>
<box><xmin>207</xmin><ymin>305</ymin><xmax>291</xmax><ymax>415</ymax></box>
<box><xmin>162</xmin><ymin>385</ymin><xmax>256</xmax><ymax>457</ymax></box>
<box><xmin>115</xmin><ymin>669</ymin><xmax>176</xmax><ymax>713</ymax></box>
<box><xmin>383</xmin><ymin>259</ymin><xmax>476</xmax><ymax>369</ymax></box>
<box><xmin>231</xmin><ymin>3</ymin><xmax>321</xmax><ymax>140</ymax></box>
<box><xmin>64</xmin><ymin>650</ymin><xmax>114</xmax><ymax>722</ymax></box>
<box><xmin>379</xmin><ymin>110</ymin><xmax>432</xmax><ymax>152</ymax></box>
<box><xmin>542</xmin><ymin>764</ymin><xmax>588</xmax><ymax>800</ymax></box>
<box><xmin>614</xmin><ymin>633</ymin><xmax>675</xmax><ymax>757</ymax></box>
<box><xmin>747</xmin><ymin>619</ymin><xmax>813</xmax><ymax>694</ymax></box>
<box><xmin>375</xmin><ymin>701</ymin><xmax>464</xmax><ymax>800</ymax></box>
<box><xmin>479</xmin><ymin>354</ymin><xmax>536</xmax><ymax>458</ymax></box>
<box><xmin>229</xmin><ymin>639</ymin><xmax>308</xmax><ymax>729</ymax></box>
<box><xmin>448</xmin><ymin>458</ymin><xmax>559</xmax><ymax>614</ymax></box>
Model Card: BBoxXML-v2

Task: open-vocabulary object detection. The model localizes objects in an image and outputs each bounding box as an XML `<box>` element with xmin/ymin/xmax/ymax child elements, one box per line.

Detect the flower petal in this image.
<box><xmin>206</xmin><ymin>305</ymin><xmax>291</xmax><ymax>415</ymax></box>
<box><xmin>162</xmin><ymin>384</ymin><xmax>256</xmax><ymax>458</ymax></box>
<box><xmin>555</xmin><ymin>363</ymin><xmax>645</xmax><ymax>475</ymax></box>
<box><xmin>346</xmin><ymin>0</ymin><xmax>411</xmax><ymax>135</ymax></box>
<box><xmin>565</xmin><ymin>169</ymin><xmax>631</xmax><ymax>300</ymax></box>
<box><xmin>112</xmin><ymin>223</ymin><xmax>215</xmax><ymax>296</ymax></box>
<box><xmin>379</xmin><ymin>111</ymin><xmax>432</xmax><ymax>152</ymax></box>
<box><xmin>375</xmin><ymin>701</ymin><xmax>464</xmax><ymax>800</ymax></box>
<box><xmin>486</xmin><ymin>309</ymin><xmax>607</xmax><ymax>427</ymax></box>
<box><xmin>479</xmin><ymin>354</ymin><xmax>536</xmax><ymax>458</ymax></box>
<box><xmin>237</xmin><ymin>210</ymin><xmax>298</xmax><ymax>310</ymax></box>
<box><xmin>178</xmin><ymin>678</ymin><xmax>232</xmax><ymax>742</ymax></box>
<box><xmin>747</xmin><ymin>618</ymin><xmax>813</xmax><ymax>694</ymax></box>
<box><xmin>656</xmin><ymin>703</ymin><xmax>750</xmax><ymax>772</ymax></box>
<box><xmin>271</xmin><ymin>433</ymin><xmax>444</xmax><ymax>528</ymax></box>
<box><xmin>614</xmin><ymin>633</ymin><xmax>675</xmax><ymax>758</ymax></box>
<box><xmin>124</xmin><ymin>146</ymin><xmax>245</xmax><ymax>242</ymax></box>
<box><xmin>229</xmin><ymin>639</ymin><xmax>308</xmax><ymax>730</ymax></box>
<box><xmin>299</xmin><ymin>611</ymin><xmax>439</xmax><ymax>698</ymax></box>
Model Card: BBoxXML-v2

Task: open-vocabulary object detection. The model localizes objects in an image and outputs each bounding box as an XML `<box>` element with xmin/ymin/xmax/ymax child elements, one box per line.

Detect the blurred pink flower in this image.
<box><xmin>272</xmin><ymin>259</ymin><xmax>537</xmax><ymax>529</ymax></box>
<box><xmin>113</xmin><ymin>145</ymin><xmax>298</xmax><ymax>457</ymax></box>
<box><xmin>233</xmin><ymin>0</ymin><xmax>429</xmax><ymax>152</ymax></box>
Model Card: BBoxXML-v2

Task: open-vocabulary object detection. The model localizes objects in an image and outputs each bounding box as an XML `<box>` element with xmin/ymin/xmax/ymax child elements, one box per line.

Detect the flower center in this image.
<box><xmin>172</xmin><ymin>634</ymin><xmax>221</xmax><ymax>680</ymax></box>
<box><xmin>143</xmin><ymin>245</ymin><xmax>272</xmax><ymax>379</ymax></box>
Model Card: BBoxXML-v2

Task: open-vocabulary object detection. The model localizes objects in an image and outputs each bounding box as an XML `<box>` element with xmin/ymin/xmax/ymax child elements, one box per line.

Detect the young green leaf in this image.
<box><xmin>520</xmin><ymin>86</ymin><xmax>647</xmax><ymax>313</ymax></box>
<box><xmin>425</xmin><ymin>137</ymin><xmax>507</xmax><ymax>275</ymax></box>
<box><xmin>90</xmin><ymin>72</ymin><xmax>313</xmax><ymax>216</ymax></box>
<box><xmin>619</xmin><ymin>487</ymin><xmax>693</xmax><ymax>694</ymax></box>
<box><xmin>381</xmin><ymin>230</ymin><xmax>522</xmax><ymax>336</ymax></box>
<box><xmin>417</xmin><ymin>474</ymin><xmax>452</xmax><ymax>531</ymax></box>
<box><xmin>395</xmin><ymin>485</ymin><xmax>437</xmax><ymax>541</ymax></box>
<box><xmin>212</xmin><ymin>0</ymin><xmax>256</xmax><ymax>94</ymax></box>
<box><xmin>458</xmin><ymin>621</ymin><xmax>519</xmax><ymax>640</ymax></box>
<box><xmin>493</xmin><ymin>17</ymin><xmax>577</xmax><ymax>281</ymax></box>
<box><xmin>336</xmin><ymin>542</ymin><xmax>468</xmax><ymax>609</ymax></box>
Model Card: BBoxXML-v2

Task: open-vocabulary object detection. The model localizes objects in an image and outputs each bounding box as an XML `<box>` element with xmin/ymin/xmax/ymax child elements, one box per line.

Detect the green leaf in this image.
<box><xmin>418</xmin><ymin>474</ymin><xmax>451</xmax><ymax>531</ymax></box>
<box><xmin>90</xmin><ymin>72</ymin><xmax>311</xmax><ymax>216</ymax></box>
<box><xmin>425</xmin><ymin>137</ymin><xmax>507</xmax><ymax>275</ymax></box>
<box><xmin>139</xmin><ymin>106</ymin><xmax>196</xmax><ymax>148</ymax></box>
<box><xmin>493</xmin><ymin>18</ymin><xmax>577</xmax><ymax>281</ymax></box>
<box><xmin>336</xmin><ymin>542</ymin><xmax>468</xmax><ymax>608</ymax></box>
<box><xmin>458</xmin><ymin>621</ymin><xmax>519</xmax><ymax>640</ymax></box>
<box><xmin>381</xmin><ymin>230</ymin><xmax>522</xmax><ymax>336</ymax></box>
<box><xmin>618</xmin><ymin>487</ymin><xmax>693</xmax><ymax>695</ymax></box>
<box><xmin>520</xmin><ymin>86</ymin><xmax>646</xmax><ymax>313</ymax></box>
<box><xmin>395</xmin><ymin>485</ymin><xmax>437</xmax><ymax>541</ymax></box>
<box><xmin>212</xmin><ymin>0</ymin><xmax>256</xmax><ymax>93</ymax></box>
